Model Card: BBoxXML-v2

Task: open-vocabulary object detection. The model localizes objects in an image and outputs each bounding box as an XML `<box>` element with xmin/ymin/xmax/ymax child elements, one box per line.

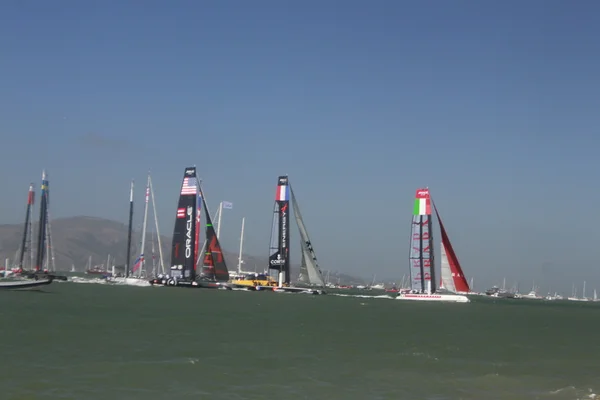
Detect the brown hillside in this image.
<box><xmin>0</xmin><ymin>216</ymin><xmax>364</xmax><ymax>283</ymax></box>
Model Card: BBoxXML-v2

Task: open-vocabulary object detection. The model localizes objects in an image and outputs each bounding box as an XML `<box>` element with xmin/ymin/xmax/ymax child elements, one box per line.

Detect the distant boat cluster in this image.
<box><xmin>483</xmin><ymin>280</ymin><xmax>598</xmax><ymax>302</ymax></box>
<box><xmin>2</xmin><ymin>169</ymin><xmax>599</xmax><ymax>304</ymax></box>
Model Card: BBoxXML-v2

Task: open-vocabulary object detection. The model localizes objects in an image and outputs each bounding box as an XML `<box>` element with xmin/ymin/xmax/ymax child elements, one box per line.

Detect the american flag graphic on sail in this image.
<box><xmin>132</xmin><ymin>254</ymin><xmax>144</xmax><ymax>273</ymax></box>
<box><xmin>176</xmin><ymin>208</ymin><xmax>186</xmax><ymax>218</ymax></box>
<box><xmin>180</xmin><ymin>177</ymin><xmax>197</xmax><ymax>195</ymax></box>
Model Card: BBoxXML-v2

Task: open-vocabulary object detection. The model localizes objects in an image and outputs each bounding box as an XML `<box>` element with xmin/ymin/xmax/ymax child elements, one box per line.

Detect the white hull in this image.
<box><xmin>396</xmin><ymin>293</ymin><xmax>470</xmax><ymax>303</ymax></box>
<box><xmin>257</xmin><ymin>285</ymin><xmax>325</xmax><ymax>295</ymax></box>
<box><xmin>568</xmin><ymin>297</ymin><xmax>589</xmax><ymax>302</ymax></box>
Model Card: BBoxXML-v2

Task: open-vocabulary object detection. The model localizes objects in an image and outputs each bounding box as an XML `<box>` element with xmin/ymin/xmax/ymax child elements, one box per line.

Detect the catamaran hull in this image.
<box><xmin>276</xmin><ymin>287</ymin><xmax>326</xmax><ymax>295</ymax></box>
<box><xmin>396</xmin><ymin>293</ymin><xmax>470</xmax><ymax>303</ymax></box>
<box><xmin>231</xmin><ymin>284</ymin><xmax>257</xmax><ymax>291</ymax></box>
<box><xmin>257</xmin><ymin>285</ymin><xmax>326</xmax><ymax>295</ymax></box>
<box><xmin>0</xmin><ymin>278</ymin><xmax>53</xmax><ymax>290</ymax></box>
<box><xmin>148</xmin><ymin>278</ymin><xmax>232</xmax><ymax>290</ymax></box>
<box><xmin>20</xmin><ymin>271</ymin><xmax>68</xmax><ymax>281</ymax></box>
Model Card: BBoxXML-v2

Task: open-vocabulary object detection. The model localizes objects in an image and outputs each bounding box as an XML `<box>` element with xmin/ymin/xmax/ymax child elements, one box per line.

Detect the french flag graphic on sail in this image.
<box><xmin>275</xmin><ymin>182</ymin><xmax>289</xmax><ymax>202</ymax></box>
<box><xmin>132</xmin><ymin>254</ymin><xmax>144</xmax><ymax>273</ymax></box>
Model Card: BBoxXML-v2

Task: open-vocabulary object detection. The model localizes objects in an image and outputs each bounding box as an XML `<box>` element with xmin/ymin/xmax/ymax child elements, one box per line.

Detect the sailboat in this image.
<box><xmin>568</xmin><ymin>281</ymin><xmax>590</xmax><ymax>302</ymax></box>
<box><xmin>85</xmin><ymin>253</ymin><xmax>105</xmax><ymax>275</ymax></box>
<box><xmin>120</xmin><ymin>174</ymin><xmax>155</xmax><ymax>286</ymax></box>
<box><xmin>240</xmin><ymin>175</ymin><xmax>324</xmax><ymax>294</ymax></box>
<box><xmin>15</xmin><ymin>183</ymin><xmax>35</xmax><ymax>275</ymax></box>
<box><xmin>1</xmin><ymin>171</ymin><xmax>57</xmax><ymax>289</ymax></box>
<box><xmin>521</xmin><ymin>282</ymin><xmax>543</xmax><ymax>300</ymax></box>
<box><xmin>396</xmin><ymin>188</ymin><xmax>469</xmax><ymax>303</ymax></box>
<box><xmin>150</xmin><ymin>167</ymin><xmax>220</xmax><ymax>289</ymax></box>
<box><xmin>4</xmin><ymin>184</ymin><xmax>33</xmax><ymax>277</ymax></box>
<box><xmin>111</xmin><ymin>176</ymin><xmax>162</xmax><ymax>287</ymax></box>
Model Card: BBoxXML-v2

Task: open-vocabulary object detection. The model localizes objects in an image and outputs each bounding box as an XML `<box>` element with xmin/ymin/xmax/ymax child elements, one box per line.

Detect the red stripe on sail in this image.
<box><xmin>434</xmin><ymin>203</ymin><xmax>470</xmax><ymax>293</ymax></box>
<box><xmin>194</xmin><ymin>205</ymin><xmax>200</xmax><ymax>270</ymax></box>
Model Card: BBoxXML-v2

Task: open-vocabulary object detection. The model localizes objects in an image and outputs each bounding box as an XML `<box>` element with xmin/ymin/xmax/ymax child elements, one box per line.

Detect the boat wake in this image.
<box><xmin>231</xmin><ymin>287</ymin><xmax>253</xmax><ymax>291</ymax></box>
<box><xmin>69</xmin><ymin>276</ymin><xmax>108</xmax><ymax>285</ymax></box>
<box><xmin>68</xmin><ymin>276</ymin><xmax>152</xmax><ymax>287</ymax></box>
<box><xmin>107</xmin><ymin>277</ymin><xmax>152</xmax><ymax>287</ymax></box>
<box><xmin>546</xmin><ymin>386</ymin><xmax>597</xmax><ymax>399</ymax></box>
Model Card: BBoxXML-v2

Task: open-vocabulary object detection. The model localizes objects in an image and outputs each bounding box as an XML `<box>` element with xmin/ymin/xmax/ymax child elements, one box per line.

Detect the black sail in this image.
<box><xmin>35</xmin><ymin>171</ymin><xmax>49</xmax><ymax>271</ymax></box>
<box><xmin>268</xmin><ymin>175</ymin><xmax>291</xmax><ymax>284</ymax></box>
<box><xmin>18</xmin><ymin>184</ymin><xmax>35</xmax><ymax>270</ymax></box>
<box><xmin>199</xmin><ymin>191</ymin><xmax>230</xmax><ymax>282</ymax></box>
<box><xmin>170</xmin><ymin>167</ymin><xmax>199</xmax><ymax>281</ymax></box>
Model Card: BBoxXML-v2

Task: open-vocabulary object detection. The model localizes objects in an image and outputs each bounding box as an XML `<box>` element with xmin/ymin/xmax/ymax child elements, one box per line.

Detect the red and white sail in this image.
<box><xmin>434</xmin><ymin>202</ymin><xmax>470</xmax><ymax>293</ymax></box>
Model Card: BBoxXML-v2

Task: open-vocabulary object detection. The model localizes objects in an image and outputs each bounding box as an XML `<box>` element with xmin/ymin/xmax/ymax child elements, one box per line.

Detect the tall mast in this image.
<box><xmin>29</xmin><ymin>200</ymin><xmax>34</xmax><ymax>270</ymax></box>
<box><xmin>198</xmin><ymin>182</ymin><xmax>211</xmax><ymax>269</ymax></box>
<box><xmin>418</xmin><ymin>215</ymin><xmax>425</xmax><ymax>293</ymax></box>
<box><xmin>34</xmin><ymin>170</ymin><xmax>49</xmax><ymax>271</ymax></box>
<box><xmin>409</xmin><ymin>188</ymin><xmax>432</xmax><ymax>293</ymax></box>
<box><xmin>149</xmin><ymin>175</ymin><xmax>165</xmax><ymax>275</ymax></box>
<box><xmin>45</xmin><ymin>210</ymin><xmax>56</xmax><ymax>272</ymax></box>
<box><xmin>45</xmin><ymin>180</ymin><xmax>56</xmax><ymax>273</ymax></box>
<box><xmin>125</xmin><ymin>180</ymin><xmax>134</xmax><ymax>278</ymax></box>
<box><xmin>237</xmin><ymin>217</ymin><xmax>245</xmax><ymax>275</ymax></box>
<box><xmin>428</xmin><ymin>213</ymin><xmax>435</xmax><ymax>293</ymax></box>
<box><xmin>134</xmin><ymin>174</ymin><xmax>151</xmax><ymax>277</ymax></box>
<box><xmin>18</xmin><ymin>183</ymin><xmax>35</xmax><ymax>269</ymax></box>
<box><xmin>151</xmin><ymin>231</ymin><xmax>156</xmax><ymax>276</ymax></box>
<box><xmin>268</xmin><ymin>176</ymin><xmax>290</xmax><ymax>285</ymax></box>
<box><xmin>216</xmin><ymin>202</ymin><xmax>223</xmax><ymax>239</ymax></box>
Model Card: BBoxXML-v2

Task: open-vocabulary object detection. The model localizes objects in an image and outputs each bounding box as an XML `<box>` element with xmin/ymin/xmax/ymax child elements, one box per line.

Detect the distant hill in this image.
<box><xmin>0</xmin><ymin>216</ymin><xmax>365</xmax><ymax>284</ymax></box>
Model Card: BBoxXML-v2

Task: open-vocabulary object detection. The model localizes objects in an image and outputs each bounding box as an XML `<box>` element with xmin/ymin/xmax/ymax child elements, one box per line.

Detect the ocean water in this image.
<box><xmin>0</xmin><ymin>280</ymin><xmax>598</xmax><ymax>400</ymax></box>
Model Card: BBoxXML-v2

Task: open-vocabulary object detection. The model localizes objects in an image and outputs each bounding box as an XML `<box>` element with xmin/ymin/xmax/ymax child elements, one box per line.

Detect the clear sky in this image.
<box><xmin>1</xmin><ymin>0</ymin><xmax>599</xmax><ymax>294</ymax></box>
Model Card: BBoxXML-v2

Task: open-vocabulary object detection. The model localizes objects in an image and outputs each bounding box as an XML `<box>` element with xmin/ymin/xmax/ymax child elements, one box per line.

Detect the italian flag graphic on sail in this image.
<box><xmin>413</xmin><ymin>188</ymin><xmax>431</xmax><ymax>216</ymax></box>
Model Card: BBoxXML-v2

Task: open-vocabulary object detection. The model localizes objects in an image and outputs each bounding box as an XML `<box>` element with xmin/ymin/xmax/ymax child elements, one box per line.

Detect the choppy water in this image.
<box><xmin>0</xmin><ymin>279</ymin><xmax>598</xmax><ymax>399</ymax></box>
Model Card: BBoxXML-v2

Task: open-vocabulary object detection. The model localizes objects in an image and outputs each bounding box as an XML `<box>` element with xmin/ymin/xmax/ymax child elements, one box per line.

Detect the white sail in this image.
<box><xmin>290</xmin><ymin>185</ymin><xmax>325</xmax><ymax>287</ymax></box>
<box><xmin>135</xmin><ymin>174</ymin><xmax>151</xmax><ymax>277</ymax></box>
<box><xmin>439</xmin><ymin>241</ymin><xmax>457</xmax><ymax>293</ymax></box>
<box><xmin>148</xmin><ymin>175</ymin><xmax>165</xmax><ymax>275</ymax></box>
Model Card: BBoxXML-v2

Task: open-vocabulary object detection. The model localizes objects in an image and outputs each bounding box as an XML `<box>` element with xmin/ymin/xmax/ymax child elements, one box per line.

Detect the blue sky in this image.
<box><xmin>1</xmin><ymin>0</ymin><xmax>599</xmax><ymax>293</ymax></box>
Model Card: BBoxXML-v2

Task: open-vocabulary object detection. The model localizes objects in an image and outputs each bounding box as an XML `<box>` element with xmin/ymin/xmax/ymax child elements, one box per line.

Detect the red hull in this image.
<box><xmin>86</xmin><ymin>269</ymin><xmax>106</xmax><ymax>275</ymax></box>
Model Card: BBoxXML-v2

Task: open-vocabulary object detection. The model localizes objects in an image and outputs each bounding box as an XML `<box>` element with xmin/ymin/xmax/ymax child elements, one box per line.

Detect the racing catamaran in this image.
<box><xmin>396</xmin><ymin>188</ymin><xmax>470</xmax><ymax>303</ymax></box>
